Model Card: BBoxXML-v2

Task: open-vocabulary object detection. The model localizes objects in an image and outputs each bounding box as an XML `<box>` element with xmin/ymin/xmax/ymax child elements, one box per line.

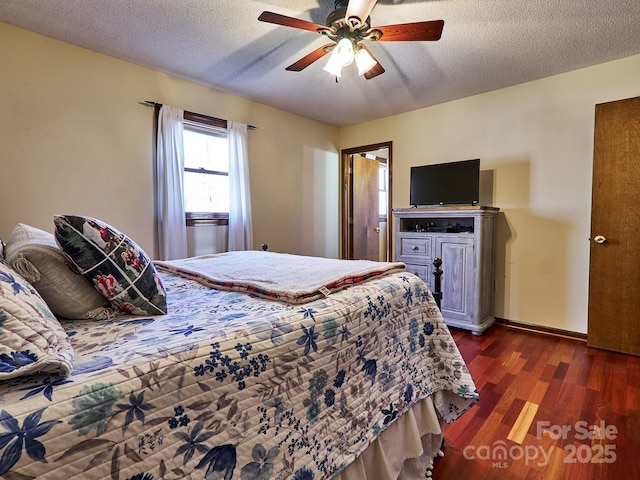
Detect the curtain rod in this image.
<box><xmin>139</xmin><ymin>100</ymin><xmax>256</xmax><ymax>130</ymax></box>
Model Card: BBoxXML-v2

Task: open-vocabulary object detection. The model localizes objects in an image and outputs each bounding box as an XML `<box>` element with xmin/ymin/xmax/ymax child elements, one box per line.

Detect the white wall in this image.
<box><xmin>340</xmin><ymin>54</ymin><xmax>640</xmax><ymax>334</ymax></box>
<box><xmin>0</xmin><ymin>22</ymin><xmax>340</xmax><ymax>259</ymax></box>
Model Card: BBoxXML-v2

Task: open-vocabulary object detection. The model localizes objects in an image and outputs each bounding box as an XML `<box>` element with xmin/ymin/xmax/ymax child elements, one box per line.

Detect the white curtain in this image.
<box><xmin>156</xmin><ymin>105</ymin><xmax>188</xmax><ymax>260</ymax></box>
<box><xmin>227</xmin><ymin>121</ymin><xmax>253</xmax><ymax>251</ymax></box>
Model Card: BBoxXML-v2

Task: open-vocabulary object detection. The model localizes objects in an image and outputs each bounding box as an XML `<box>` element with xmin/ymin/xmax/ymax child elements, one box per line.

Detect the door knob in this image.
<box><xmin>594</xmin><ymin>235</ymin><xmax>607</xmax><ymax>244</ymax></box>
<box><xmin>375</xmin><ymin>227</ymin><xmax>381</xmax><ymax>233</ymax></box>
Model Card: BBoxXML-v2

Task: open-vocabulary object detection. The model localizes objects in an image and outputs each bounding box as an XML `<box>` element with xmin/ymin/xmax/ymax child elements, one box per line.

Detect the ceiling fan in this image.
<box><xmin>258</xmin><ymin>0</ymin><xmax>444</xmax><ymax>80</ymax></box>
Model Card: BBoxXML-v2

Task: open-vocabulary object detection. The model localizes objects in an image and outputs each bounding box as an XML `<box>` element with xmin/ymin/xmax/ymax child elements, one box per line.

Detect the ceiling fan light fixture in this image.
<box><xmin>323</xmin><ymin>36</ymin><xmax>355</xmax><ymax>78</ymax></box>
<box><xmin>355</xmin><ymin>47</ymin><xmax>377</xmax><ymax>75</ymax></box>
<box><xmin>332</xmin><ymin>37</ymin><xmax>355</xmax><ymax>66</ymax></box>
<box><xmin>323</xmin><ymin>52</ymin><xmax>344</xmax><ymax>78</ymax></box>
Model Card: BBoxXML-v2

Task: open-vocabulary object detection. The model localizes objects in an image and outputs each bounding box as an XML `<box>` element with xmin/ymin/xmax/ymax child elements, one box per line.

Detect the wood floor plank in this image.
<box><xmin>567</xmin><ymin>359</ymin><xmax>591</xmax><ymax>387</ymax></box>
<box><xmin>501</xmin><ymin>396</ymin><xmax>526</xmax><ymax>427</ymax></box>
<box><xmin>553</xmin><ymin>361</ymin><xmax>570</xmax><ymax>380</ymax></box>
<box><xmin>587</xmin><ymin>359</ymin><xmax>603</xmax><ymax>391</ymax></box>
<box><xmin>627</xmin><ymin>357</ymin><xmax>640</xmax><ymax>386</ymax></box>
<box><xmin>475</xmin><ymin>385</ymin><xmax>503</xmax><ymax>420</ymax></box>
<box><xmin>539</xmin><ymin>362</ymin><xmax>557</xmax><ymax>383</ymax></box>
<box><xmin>510</xmin><ymin>370</ymin><xmax>539</xmax><ymax>401</ymax></box>
<box><xmin>528</xmin><ymin>379</ymin><xmax>550</xmax><ymax>406</ymax></box>
<box><xmin>507</xmin><ymin>401</ymin><xmax>539</xmax><ymax>444</ymax></box>
<box><xmin>578</xmin><ymin>387</ymin><xmax>599</xmax><ymax>427</ymax></box>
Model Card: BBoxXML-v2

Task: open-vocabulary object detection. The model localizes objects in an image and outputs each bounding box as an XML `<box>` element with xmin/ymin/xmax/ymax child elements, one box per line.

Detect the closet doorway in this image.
<box><xmin>341</xmin><ymin>142</ymin><xmax>392</xmax><ymax>261</ymax></box>
<box><xmin>588</xmin><ymin>96</ymin><xmax>640</xmax><ymax>356</ymax></box>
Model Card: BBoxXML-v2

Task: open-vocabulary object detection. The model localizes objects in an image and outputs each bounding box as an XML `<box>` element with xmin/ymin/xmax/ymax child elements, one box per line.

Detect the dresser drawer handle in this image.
<box><xmin>412</xmin><ymin>245</ymin><xmax>419</xmax><ymax>251</ymax></box>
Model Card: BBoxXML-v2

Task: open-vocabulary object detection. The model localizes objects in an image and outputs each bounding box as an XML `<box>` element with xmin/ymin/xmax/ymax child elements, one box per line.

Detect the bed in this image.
<box><xmin>0</xmin><ymin>216</ymin><xmax>478</xmax><ymax>480</ymax></box>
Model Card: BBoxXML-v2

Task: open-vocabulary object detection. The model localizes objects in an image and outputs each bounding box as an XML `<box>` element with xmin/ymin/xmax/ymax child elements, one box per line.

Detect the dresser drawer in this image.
<box><xmin>399</xmin><ymin>236</ymin><xmax>432</xmax><ymax>257</ymax></box>
<box><xmin>404</xmin><ymin>263</ymin><xmax>433</xmax><ymax>288</ymax></box>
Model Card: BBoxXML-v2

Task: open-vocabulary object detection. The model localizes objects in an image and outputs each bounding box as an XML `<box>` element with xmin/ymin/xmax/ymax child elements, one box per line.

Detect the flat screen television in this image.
<box><xmin>410</xmin><ymin>158</ymin><xmax>480</xmax><ymax>206</ymax></box>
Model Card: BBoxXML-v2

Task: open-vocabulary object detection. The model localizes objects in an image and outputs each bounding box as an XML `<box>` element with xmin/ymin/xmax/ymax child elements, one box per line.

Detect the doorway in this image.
<box><xmin>341</xmin><ymin>142</ymin><xmax>392</xmax><ymax>261</ymax></box>
<box><xmin>587</xmin><ymin>96</ymin><xmax>640</xmax><ymax>356</ymax></box>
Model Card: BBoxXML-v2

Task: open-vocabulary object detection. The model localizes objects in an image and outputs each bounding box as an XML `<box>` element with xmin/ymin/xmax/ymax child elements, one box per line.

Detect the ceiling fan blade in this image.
<box><xmin>374</xmin><ymin>20</ymin><xmax>444</xmax><ymax>42</ymax></box>
<box><xmin>285</xmin><ymin>44</ymin><xmax>334</xmax><ymax>71</ymax></box>
<box><xmin>258</xmin><ymin>11</ymin><xmax>328</xmax><ymax>33</ymax></box>
<box><xmin>359</xmin><ymin>45</ymin><xmax>385</xmax><ymax>80</ymax></box>
<box><xmin>346</xmin><ymin>0</ymin><xmax>377</xmax><ymax>25</ymax></box>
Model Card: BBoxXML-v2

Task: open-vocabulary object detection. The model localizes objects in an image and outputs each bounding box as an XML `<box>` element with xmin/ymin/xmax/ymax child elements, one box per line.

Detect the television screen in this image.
<box><xmin>410</xmin><ymin>159</ymin><xmax>480</xmax><ymax>206</ymax></box>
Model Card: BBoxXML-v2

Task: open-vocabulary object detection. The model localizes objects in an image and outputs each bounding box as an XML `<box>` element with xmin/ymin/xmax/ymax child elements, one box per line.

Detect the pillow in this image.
<box><xmin>4</xmin><ymin>223</ymin><xmax>114</xmax><ymax>320</ymax></box>
<box><xmin>0</xmin><ymin>260</ymin><xmax>74</xmax><ymax>380</ymax></box>
<box><xmin>53</xmin><ymin>215</ymin><xmax>167</xmax><ymax>315</ymax></box>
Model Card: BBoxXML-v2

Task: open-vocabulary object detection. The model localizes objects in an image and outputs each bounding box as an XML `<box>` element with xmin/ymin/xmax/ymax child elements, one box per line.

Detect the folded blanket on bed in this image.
<box><xmin>154</xmin><ymin>251</ymin><xmax>406</xmax><ymax>303</ymax></box>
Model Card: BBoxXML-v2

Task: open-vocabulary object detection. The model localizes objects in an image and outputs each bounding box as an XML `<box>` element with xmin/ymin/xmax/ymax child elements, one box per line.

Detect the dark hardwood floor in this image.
<box><xmin>431</xmin><ymin>324</ymin><xmax>640</xmax><ymax>479</ymax></box>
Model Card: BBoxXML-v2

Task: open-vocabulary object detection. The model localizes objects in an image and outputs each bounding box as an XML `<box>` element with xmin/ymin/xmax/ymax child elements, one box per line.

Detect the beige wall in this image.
<box><xmin>340</xmin><ymin>54</ymin><xmax>640</xmax><ymax>334</ymax></box>
<box><xmin>3</xmin><ymin>21</ymin><xmax>640</xmax><ymax>334</ymax></box>
<box><xmin>0</xmin><ymin>22</ymin><xmax>340</xmax><ymax>259</ymax></box>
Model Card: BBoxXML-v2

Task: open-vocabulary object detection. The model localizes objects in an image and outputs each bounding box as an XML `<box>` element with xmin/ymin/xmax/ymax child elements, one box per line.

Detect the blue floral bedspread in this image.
<box><xmin>0</xmin><ymin>270</ymin><xmax>478</xmax><ymax>480</ymax></box>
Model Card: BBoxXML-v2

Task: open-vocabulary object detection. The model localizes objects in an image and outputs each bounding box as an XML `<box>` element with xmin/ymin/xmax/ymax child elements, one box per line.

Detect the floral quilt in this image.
<box><xmin>0</xmin><ymin>267</ymin><xmax>478</xmax><ymax>480</ymax></box>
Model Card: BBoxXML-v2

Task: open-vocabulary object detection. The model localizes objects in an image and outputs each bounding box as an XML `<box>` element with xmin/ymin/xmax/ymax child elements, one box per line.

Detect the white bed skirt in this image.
<box><xmin>336</xmin><ymin>395</ymin><xmax>444</xmax><ymax>480</ymax></box>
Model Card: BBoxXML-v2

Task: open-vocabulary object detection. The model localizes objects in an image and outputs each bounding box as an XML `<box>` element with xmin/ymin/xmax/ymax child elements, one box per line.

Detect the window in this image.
<box><xmin>182</xmin><ymin>113</ymin><xmax>229</xmax><ymax>226</ymax></box>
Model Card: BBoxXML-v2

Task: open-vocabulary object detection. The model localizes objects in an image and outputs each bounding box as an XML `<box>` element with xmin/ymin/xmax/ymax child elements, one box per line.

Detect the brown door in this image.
<box><xmin>341</xmin><ymin>142</ymin><xmax>392</xmax><ymax>261</ymax></box>
<box><xmin>587</xmin><ymin>96</ymin><xmax>640</xmax><ymax>356</ymax></box>
<box><xmin>352</xmin><ymin>154</ymin><xmax>380</xmax><ymax>260</ymax></box>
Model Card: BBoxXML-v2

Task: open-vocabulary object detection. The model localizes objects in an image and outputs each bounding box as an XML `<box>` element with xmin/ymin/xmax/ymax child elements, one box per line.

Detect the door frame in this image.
<box><xmin>341</xmin><ymin>141</ymin><xmax>393</xmax><ymax>260</ymax></box>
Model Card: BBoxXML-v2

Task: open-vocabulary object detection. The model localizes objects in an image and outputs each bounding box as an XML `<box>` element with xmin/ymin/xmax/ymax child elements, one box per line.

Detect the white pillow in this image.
<box><xmin>4</xmin><ymin>223</ymin><xmax>113</xmax><ymax>319</ymax></box>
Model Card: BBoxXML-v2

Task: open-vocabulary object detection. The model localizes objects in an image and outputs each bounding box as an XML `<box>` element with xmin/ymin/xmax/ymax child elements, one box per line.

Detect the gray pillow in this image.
<box><xmin>4</xmin><ymin>223</ymin><xmax>114</xmax><ymax>319</ymax></box>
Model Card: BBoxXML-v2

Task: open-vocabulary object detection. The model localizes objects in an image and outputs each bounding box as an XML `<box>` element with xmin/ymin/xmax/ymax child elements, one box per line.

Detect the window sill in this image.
<box><xmin>186</xmin><ymin>212</ymin><xmax>229</xmax><ymax>226</ymax></box>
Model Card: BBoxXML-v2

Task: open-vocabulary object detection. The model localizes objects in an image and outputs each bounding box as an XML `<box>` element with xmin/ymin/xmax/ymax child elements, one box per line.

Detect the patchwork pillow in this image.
<box><xmin>0</xmin><ymin>260</ymin><xmax>74</xmax><ymax>380</ymax></box>
<box><xmin>4</xmin><ymin>223</ymin><xmax>114</xmax><ymax>319</ymax></box>
<box><xmin>53</xmin><ymin>215</ymin><xmax>167</xmax><ymax>315</ymax></box>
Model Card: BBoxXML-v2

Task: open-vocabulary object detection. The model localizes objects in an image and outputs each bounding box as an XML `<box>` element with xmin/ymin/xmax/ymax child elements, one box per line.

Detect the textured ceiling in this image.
<box><xmin>2</xmin><ymin>0</ymin><xmax>640</xmax><ymax>127</ymax></box>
